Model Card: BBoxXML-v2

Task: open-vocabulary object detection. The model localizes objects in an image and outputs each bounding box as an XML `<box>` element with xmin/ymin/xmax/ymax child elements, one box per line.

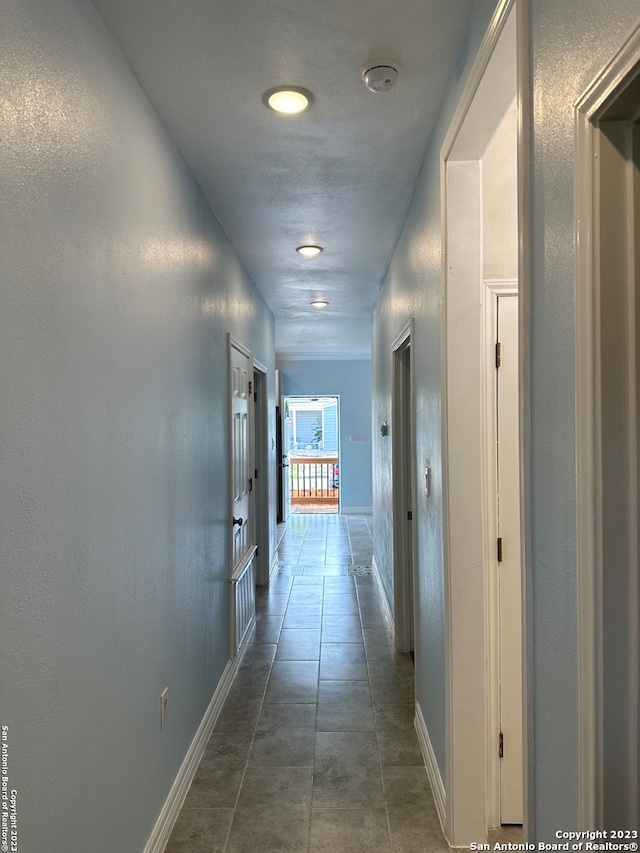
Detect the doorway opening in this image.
<box><xmin>441</xmin><ymin>1</ymin><xmax>524</xmax><ymax>842</ymax></box>
<box><xmin>392</xmin><ymin>321</ymin><xmax>416</xmax><ymax>656</ymax></box>
<box><xmin>575</xmin><ymin>26</ymin><xmax>640</xmax><ymax>827</ymax></box>
<box><xmin>252</xmin><ymin>360</ymin><xmax>270</xmax><ymax>586</ymax></box>
<box><xmin>284</xmin><ymin>395</ymin><xmax>340</xmax><ymax>514</ymax></box>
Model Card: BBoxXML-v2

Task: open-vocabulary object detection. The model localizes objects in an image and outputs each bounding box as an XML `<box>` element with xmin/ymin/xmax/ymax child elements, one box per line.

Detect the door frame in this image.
<box><xmin>392</xmin><ymin>319</ymin><xmax>416</xmax><ymax>653</ymax></box>
<box><xmin>228</xmin><ymin>335</ymin><xmax>254</xmax><ymax>563</ymax></box>
<box><xmin>275</xmin><ymin>370</ymin><xmax>285</xmax><ymax>524</ymax></box>
<box><xmin>440</xmin><ymin>0</ymin><xmax>532</xmax><ymax>842</ymax></box>
<box><xmin>285</xmin><ymin>394</ymin><xmax>341</xmax><ymax>515</ymax></box>
<box><xmin>575</xmin><ymin>22</ymin><xmax>640</xmax><ymax>826</ymax></box>
<box><xmin>483</xmin><ymin>280</ymin><xmax>519</xmax><ymax>828</ymax></box>
<box><xmin>253</xmin><ymin>359</ymin><xmax>270</xmax><ymax>586</ymax></box>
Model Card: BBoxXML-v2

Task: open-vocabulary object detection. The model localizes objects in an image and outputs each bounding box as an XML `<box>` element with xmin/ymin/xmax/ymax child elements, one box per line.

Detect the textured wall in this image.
<box><xmin>0</xmin><ymin>1</ymin><xmax>275</xmax><ymax>851</ymax></box>
<box><xmin>373</xmin><ymin>0</ymin><xmax>640</xmax><ymax>837</ymax></box>
<box><xmin>372</xmin><ymin>152</ymin><xmax>448</xmax><ymax>775</ymax></box>
<box><xmin>372</xmin><ymin>0</ymin><xmax>502</xmax><ymax>783</ymax></box>
<box><xmin>528</xmin><ymin>0</ymin><xmax>640</xmax><ymax>836</ymax></box>
<box><xmin>278</xmin><ymin>359</ymin><xmax>373</xmax><ymax>510</ymax></box>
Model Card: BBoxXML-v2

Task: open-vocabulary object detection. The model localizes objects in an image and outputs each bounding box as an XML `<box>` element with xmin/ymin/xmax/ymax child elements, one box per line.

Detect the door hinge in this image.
<box><xmin>499</xmin><ymin>731</ymin><xmax>504</xmax><ymax>758</ymax></box>
<box><xmin>407</xmin><ymin>510</ymin><xmax>413</xmax><ymax>521</ymax></box>
<box><xmin>254</xmin><ymin>392</ymin><xmax>257</xmax><ymax>402</ymax></box>
<box><xmin>497</xmin><ymin>537</ymin><xmax>503</xmax><ymax>563</ymax></box>
<box><xmin>248</xmin><ymin>380</ymin><xmax>252</xmax><ymax>394</ymax></box>
<box><xmin>248</xmin><ymin>478</ymin><xmax>253</xmax><ymax>492</ymax></box>
<box><xmin>255</xmin><ymin>468</ymin><xmax>258</xmax><ymax>479</ymax></box>
<box><xmin>496</xmin><ymin>341</ymin><xmax>502</xmax><ymax>368</ymax></box>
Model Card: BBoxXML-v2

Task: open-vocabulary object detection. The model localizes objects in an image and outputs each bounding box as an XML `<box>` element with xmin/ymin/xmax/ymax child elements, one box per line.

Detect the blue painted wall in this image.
<box><xmin>279</xmin><ymin>360</ymin><xmax>373</xmax><ymax>510</ymax></box>
<box><xmin>372</xmin><ymin>0</ymin><xmax>640</xmax><ymax>837</ymax></box>
<box><xmin>4</xmin><ymin>0</ymin><xmax>638</xmax><ymax>843</ymax></box>
<box><xmin>0</xmin><ymin>2</ymin><xmax>275</xmax><ymax>851</ymax></box>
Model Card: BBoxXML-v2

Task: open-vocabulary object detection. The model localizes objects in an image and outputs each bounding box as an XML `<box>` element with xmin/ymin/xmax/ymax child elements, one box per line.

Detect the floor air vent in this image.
<box><xmin>347</xmin><ymin>565</ymin><xmax>373</xmax><ymax>576</ymax></box>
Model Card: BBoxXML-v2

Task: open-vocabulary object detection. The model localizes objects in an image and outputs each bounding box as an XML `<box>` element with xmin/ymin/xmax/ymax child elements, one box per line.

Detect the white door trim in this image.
<box><xmin>574</xmin><ymin>90</ymin><xmax>600</xmax><ymax>835</ymax></box>
<box><xmin>515</xmin><ymin>0</ymin><xmax>534</xmax><ymax>837</ymax></box>
<box><xmin>440</xmin><ymin>0</ymin><xmax>533</xmax><ymax>841</ymax></box>
<box><xmin>574</xmin><ymin>21</ymin><xmax>640</xmax><ymax>826</ymax></box>
<box><xmin>229</xmin><ymin>336</ymin><xmax>252</xmax><ymax>360</ymax></box>
<box><xmin>441</xmin><ymin>0</ymin><xmax>516</xmax><ymax>159</ymax></box>
<box><xmin>392</xmin><ymin>319</ymin><xmax>416</xmax><ymax>653</ymax></box>
<box><xmin>482</xmin><ymin>280</ymin><xmax>518</xmax><ymax>828</ymax></box>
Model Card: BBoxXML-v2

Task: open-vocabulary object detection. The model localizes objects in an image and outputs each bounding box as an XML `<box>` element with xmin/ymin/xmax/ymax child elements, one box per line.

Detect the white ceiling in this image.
<box><xmin>92</xmin><ymin>0</ymin><xmax>476</xmax><ymax>358</ymax></box>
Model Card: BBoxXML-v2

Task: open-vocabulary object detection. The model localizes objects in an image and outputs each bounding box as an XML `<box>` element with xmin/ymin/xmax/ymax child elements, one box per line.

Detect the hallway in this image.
<box><xmin>164</xmin><ymin>514</ymin><xmax>446</xmax><ymax>852</ymax></box>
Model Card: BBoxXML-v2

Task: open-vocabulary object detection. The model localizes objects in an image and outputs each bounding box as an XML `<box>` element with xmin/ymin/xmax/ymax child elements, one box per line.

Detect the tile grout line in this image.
<box><xmin>167</xmin><ymin>515</ymin><xmax>379</xmax><ymax>852</ymax></box>
<box><xmin>356</xmin><ymin>574</ymin><xmax>395</xmax><ymax>849</ymax></box>
<box><xmin>306</xmin><ymin>576</ymin><xmax>326</xmax><ymax>852</ymax></box>
<box><xmin>222</xmin><ymin>574</ymin><xmax>292</xmax><ymax>853</ymax></box>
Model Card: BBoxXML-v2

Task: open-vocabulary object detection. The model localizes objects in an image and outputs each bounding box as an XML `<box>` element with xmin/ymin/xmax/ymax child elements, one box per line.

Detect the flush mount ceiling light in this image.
<box><xmin>361</xmin><ymin>61</ymin><xmax>400</xmax><ymax>93</ymax></box>
<box><xmin>310</xmin><ymin>299</ymin><xmax>329</xmax><ymax>309</ymax></box>
<box><xmin>296</xmin><ymin>244</ymin><xmax>323</xmax><ymax>257</ymax></box>
<box><xmin>264</xmin><ymin>86</ymin><xmax>314</xmax><ymax>114</ymax></box>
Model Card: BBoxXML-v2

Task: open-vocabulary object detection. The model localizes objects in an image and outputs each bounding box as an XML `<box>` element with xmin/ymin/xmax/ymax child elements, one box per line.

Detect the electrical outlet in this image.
<box><xmin>160</xmin><ymin>688</ymin><xmax>169</xmax><ymax>729</ymax></box>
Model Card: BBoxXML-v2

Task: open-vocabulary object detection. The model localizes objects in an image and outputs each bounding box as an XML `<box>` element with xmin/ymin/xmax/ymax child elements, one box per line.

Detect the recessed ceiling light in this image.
<box><xmin>296</xmin><ymin>244</ymin><xmax>323</xmax><ymax>257</ymax></box>
<box><xmin>311</xmin><ymin>299</ymin><xmax>329</xmax><ymax>309</ymax></box>
<box><xmin>264</xmin><ymin>87</ymin><xmax>313</xmax><ymax>114</ymax></box>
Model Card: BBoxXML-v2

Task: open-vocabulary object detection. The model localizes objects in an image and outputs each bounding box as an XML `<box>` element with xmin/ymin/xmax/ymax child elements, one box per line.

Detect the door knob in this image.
<box><xmin>232</xmin><ymin>516</ymin><xmax>243</xmax><ymax>527</ymax></box>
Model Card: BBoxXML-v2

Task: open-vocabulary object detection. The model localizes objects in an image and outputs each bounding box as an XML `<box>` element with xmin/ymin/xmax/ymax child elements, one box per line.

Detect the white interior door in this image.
<box><xmin>282</xmin><ymin>400</ymin><xmax>292</xmax><ymax>519</ymax></box>
<box><xmin>496</xmin><ymin>294</ymin><xmax>523</xmax><ymax>823</ymax></box>
<box><xmin>230</xmin><ymin>341</ymin><xmax>252</xmax><ymax>568</ymax></box>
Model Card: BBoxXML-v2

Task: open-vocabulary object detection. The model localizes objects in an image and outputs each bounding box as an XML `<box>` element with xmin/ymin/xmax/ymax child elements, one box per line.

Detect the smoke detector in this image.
<box><xmin>361</xmin><ymin>61</ymin><xmax>399</xmax><ymax>93</ymax></box>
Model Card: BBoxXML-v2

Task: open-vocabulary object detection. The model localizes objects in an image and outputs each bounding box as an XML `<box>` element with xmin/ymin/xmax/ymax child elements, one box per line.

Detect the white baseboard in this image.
<box><xmin>415</xmin><ymin>701</ymin><xmax>447</xmax><ymax>838</ymax></box>
<box><xmin>372</xmin><ymin>555</ymin><xmax>394</xmax><ymax>631</ymax></box>
<box><xmin>340</xmin><ymin>506</ymin><xmax>373</xmax><ymax>515</ymax></box>
<box><xmin>143</xmin><ymin>652</ymin><xmax>243</xmax><ymax>853</ymax></box>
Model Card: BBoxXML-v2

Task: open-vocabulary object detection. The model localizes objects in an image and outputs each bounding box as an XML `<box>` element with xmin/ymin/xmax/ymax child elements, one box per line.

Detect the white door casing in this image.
<box><xmin>252</xmin><ymin>361</ymin><xmax>270</xmax><ymax>586</ymax></box>
<box><xmin>392</xmin><ymin>320</ymin><xmax>416</xmax><ymax>655</ymax></box>
<box><xmin>440</xmin><ymin>0</ymin><xmax>527</xmax><ymax>841</ymax></box>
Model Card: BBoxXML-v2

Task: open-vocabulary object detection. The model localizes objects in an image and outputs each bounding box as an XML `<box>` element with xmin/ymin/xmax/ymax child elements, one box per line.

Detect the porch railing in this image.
<box><xmin>289</xmin><ymin>456</ymin><xmax>339</xmax><ymax>507</ymax></box>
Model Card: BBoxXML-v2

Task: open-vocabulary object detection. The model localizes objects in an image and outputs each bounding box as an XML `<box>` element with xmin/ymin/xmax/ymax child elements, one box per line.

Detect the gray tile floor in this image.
<box><xmin>164</xmin><ymin>514</ymin><xmax>448</xmax><ymax>852</ymax></box>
